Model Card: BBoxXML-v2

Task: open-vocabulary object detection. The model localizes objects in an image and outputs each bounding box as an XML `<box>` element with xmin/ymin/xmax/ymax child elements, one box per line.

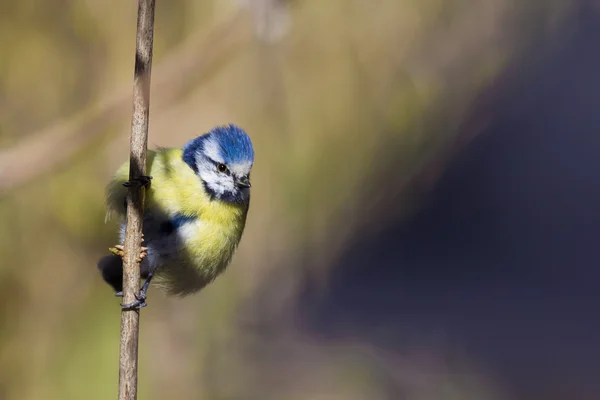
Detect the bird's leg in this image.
<box><xmin>108</xmin><ymin>234</ymin><xmax>146</xmax><ymax>259</ymax></box>
<box><xmin>120</xmin><ymin>271</ymin><xmax>154</xmax><ymax>310</ymax></box>
<box><xmin>112</xmin><ymin>234</ymin><xmax>147</xmax><ymax>298</ymax></box>
<box><xmin>122</xmin><ymin>175</ymin><xmax>153</xmax><ymax>188</ymax></box>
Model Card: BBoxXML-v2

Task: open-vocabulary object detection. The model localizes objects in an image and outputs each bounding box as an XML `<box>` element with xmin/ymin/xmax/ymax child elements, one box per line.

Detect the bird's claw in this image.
<box><xmin>137</xmin><ymin>246</ymin><xmax>148</xmax><ymax>263</ymax></box>
<box><xmin>108</xmin><ymin>245</ymin><xmax>125</xmax><ymax>257</ymax></box>
<box><xmin>121</xmin><ymin>296</ymin><xmax>147</xmax><ymax>310</ymax></box>
<box><xmin>119</xmin><ymin>271</ymin><xmax>152</xmax><ymax>310</ymax></box>
<box><xmin>108</xmin><ymin>235</ymin><xmax>147</xmax><ymax>261</ymax></box>
<box><xmin>123</xmin><ymin>175</ymin><xmax>153</xmax><ymax>188</ymax></box>
<box><xmin>120</xmin><ymin>290</ymin><xmax>148</xmax><ymax>310</ymax></box>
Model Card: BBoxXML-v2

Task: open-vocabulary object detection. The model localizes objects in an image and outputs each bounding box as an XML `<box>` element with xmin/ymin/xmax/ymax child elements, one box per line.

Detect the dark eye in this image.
<box><xmin>217</xmin><ymin>163</ymin><xmax>229</xmax><ymax>174</ymax></box>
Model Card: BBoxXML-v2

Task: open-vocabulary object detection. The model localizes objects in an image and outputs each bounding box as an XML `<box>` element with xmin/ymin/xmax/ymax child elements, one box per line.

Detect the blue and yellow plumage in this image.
<box><xmin>97</xmin><ymin>124</ymin><xmax>254</xmax><ymax>306</ymax></box>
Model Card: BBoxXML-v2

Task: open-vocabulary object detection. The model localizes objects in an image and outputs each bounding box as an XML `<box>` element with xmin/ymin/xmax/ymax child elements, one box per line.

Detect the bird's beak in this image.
<box><xmin>236</xmin><ymin>176</ymin><xmax>251</xmax><ymax>188</ymax></box>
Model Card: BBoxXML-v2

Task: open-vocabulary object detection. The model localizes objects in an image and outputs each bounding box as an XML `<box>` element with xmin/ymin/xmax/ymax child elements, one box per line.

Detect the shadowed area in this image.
<box><xmin>300</xmin><ymin>6</ymin><xmax>600</xmax><ymax>400</ymax></box>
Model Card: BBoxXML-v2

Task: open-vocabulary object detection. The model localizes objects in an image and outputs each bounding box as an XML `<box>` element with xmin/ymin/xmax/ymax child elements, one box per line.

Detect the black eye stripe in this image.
<box><xmin>205</xmin><ymin>157</ymin><xmax>220</xmax><ymax>166</ymax></box>
<box><xmin>203</xmin><ymin>157</ymin><xmax>230</xmax><ymax>174</ymax></box>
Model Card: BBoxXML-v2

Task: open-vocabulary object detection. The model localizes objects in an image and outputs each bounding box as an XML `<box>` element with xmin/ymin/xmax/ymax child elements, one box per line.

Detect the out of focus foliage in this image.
<box><xmin>0</xmin><ymin>0</ymin><xmax>574</xmax><ymax>399</ymax></box>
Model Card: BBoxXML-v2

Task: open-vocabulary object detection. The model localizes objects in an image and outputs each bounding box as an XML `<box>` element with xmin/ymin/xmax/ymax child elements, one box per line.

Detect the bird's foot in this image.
<box><xmin>120</xmin><ymin>291</ymin><xmax>148</xmax><ymax>310</ymax></box>
<box><xmin>119</xmin><ymin>271</ymin><xmax>154</xmax><ymax>310</ymax></box>
<box><xmin>137</xmin><ymin>246</ymin><xmax>148</xmax><ymax>263</ymax></box>
<box><xmin>108</xmin><ymin>235</ymin><xmax>147</xmax><ymax>261</ymax></box>
<box><xmin>123</xmin><ymin>175</ymin><xmax>153</xmax><ymax>188</ymax></box>
<box><xmin>120</xmin><ymin>276</ymin><xmax>152</xmax><ymax>309</ymax></box>
<box><xmin>108</xmin><ymin>245</ymin><xmax>125</xmax><ymax>257</ymax></box>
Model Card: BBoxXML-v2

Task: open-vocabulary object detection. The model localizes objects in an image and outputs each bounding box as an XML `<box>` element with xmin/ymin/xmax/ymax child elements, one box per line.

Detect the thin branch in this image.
<box><xmin>119</xmin><ymin>1</ymin><xmax>155</xmax><ymax>400</ymax></box>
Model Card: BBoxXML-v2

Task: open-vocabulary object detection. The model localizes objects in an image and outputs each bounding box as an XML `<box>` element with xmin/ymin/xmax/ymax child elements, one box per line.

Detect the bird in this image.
<box><xmin>97</xmin><ymin>124</ymin><xmax>254</xmax><ymax>309</ymax></box>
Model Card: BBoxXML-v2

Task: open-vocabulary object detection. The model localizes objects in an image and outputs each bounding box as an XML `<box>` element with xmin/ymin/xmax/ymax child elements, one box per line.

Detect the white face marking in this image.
<box><xmin>196</xmin><ymin>159</ymin><xmax>253</xmax><ymax>202</ymax></box>
<box><xmin>193</xmin><ymin>138</ymin><xmax>253</xmax><ymax>202</ymax></box>
<box><xmin>196</xmin><ymin>157</ymin><xmax>236</xmax><ymax>196</ymax></box>
<box><xmin>229</xmin><ymin>161</ymin><xmax>253</xmax><ymax>177</ymax></box>
<box><xmin>201</xmin><ymin>138</ymin><xmax>224</xmax><ymax>164</ymax></box>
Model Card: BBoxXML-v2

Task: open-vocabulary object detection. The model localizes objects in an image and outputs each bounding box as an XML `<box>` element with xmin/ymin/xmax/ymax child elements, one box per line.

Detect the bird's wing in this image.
<box><xmin>104</xmin><ymin>161</ymin><xmax>129</xmax><ymax>222</ymax></box>
<box><xmin>104</xmin><ymin>150</ymin><xmax>159</xmax><ymax>222</ymax></box>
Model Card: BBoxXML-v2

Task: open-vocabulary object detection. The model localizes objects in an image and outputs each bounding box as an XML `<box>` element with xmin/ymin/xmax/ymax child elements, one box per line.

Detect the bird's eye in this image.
<box><xmin>217</xmin><ymin>163</ymin><xmax>229</xmax><ymax>174</ymax></box>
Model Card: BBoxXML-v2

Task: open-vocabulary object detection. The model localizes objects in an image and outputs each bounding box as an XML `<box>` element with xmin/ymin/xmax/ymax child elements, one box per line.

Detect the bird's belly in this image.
<box><xmin>152</xmin><ymin>218</ymin><xmax>243</xmax><ymax>296</ymax></box>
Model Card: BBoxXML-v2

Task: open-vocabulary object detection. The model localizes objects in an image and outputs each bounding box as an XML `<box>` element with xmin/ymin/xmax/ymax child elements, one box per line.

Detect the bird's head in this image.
<box><xmin>182</xmin><ymin>124</ymin><xmax>254</xmax><ymax>204</ymax></box>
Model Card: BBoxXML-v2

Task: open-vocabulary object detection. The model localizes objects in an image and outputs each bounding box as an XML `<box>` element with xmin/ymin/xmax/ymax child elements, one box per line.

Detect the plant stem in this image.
<box><xmin>119</xmin><ymin>1</ymin><xmax>156</xmax><ymax>400</ymax></box>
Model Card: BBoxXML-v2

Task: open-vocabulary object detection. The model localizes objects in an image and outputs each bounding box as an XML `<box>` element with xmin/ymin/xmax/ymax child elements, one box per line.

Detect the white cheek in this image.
<box><xmin>199</xmin><ymin>169</ymin><xmax>235</xmax><ymax>195</ymax></box>
<box><xmin>217</xmin><ymin>177</ymin><xmax>236</xmax><ymax>193</ymax></box>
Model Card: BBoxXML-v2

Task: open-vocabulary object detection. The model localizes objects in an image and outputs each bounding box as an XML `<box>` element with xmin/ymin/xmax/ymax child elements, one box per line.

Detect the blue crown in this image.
<box><xmin>183</xmin><ymin>124</ymin><xmax>254</xmax><ymax>172</ymax></box>
<box><xmin>208</xmin><ymin>124</ymin><xmax>254</xmax><ymax>164</ymax></box>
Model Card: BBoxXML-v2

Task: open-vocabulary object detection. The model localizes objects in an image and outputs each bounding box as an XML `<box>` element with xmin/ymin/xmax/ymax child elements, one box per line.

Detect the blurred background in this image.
<box><xmin>0</xmin><ymin>0</ymin><xmax>598</xmax><ymax>399</ymax></box>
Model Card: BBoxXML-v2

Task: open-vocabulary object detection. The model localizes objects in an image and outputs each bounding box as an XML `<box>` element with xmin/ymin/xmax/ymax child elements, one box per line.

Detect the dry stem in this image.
<box><xmin>119</xmin><ymin>1</ymin><xmax>156</xmax><ymax>399</ymax></box>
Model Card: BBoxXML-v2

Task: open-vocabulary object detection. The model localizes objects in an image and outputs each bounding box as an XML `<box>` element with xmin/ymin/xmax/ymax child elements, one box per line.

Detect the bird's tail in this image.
<box><xmin>97</xmin><ymin>255</ymin><xmax>124</xmax><ymax>293</ymax></box>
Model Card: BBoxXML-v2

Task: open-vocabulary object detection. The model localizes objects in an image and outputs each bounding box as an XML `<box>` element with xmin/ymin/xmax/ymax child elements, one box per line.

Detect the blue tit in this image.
<box><xmin>97</xmin><ymin>124</ymin><xmax>254</xmax><ymax>308</ymax></box>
